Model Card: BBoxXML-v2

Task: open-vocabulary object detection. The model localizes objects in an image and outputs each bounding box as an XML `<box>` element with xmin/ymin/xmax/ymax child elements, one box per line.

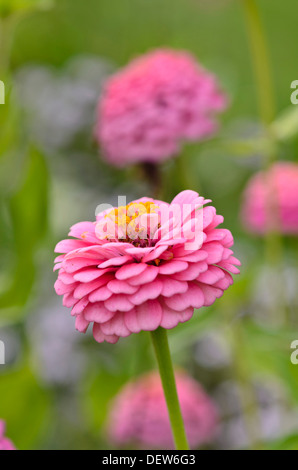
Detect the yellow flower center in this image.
<box><xmin>105</xmin><ymin>202</ymin><xmax>158</xmax><ymax>235</ymax></box>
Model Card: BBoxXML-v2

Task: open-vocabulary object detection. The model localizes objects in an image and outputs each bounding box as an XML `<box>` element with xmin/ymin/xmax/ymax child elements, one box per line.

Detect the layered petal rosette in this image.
<box><xmin>0</xmin><ymin>421</ymin><xmax>16</xmax><ymax>451</ymax></box>
<box><xmin>241</xmin><ymin>162</ymin><xmax>298</xmax><ymax>235</ymax></box>
<box><xmin>107</xmin><ymin>371</ymin><xmax>218</xmax><ymax>449</ymax></box>
<box><xmin>54</xmin><ymin>190</ymin><xmax>240</xmax><ymax>343</ymax></box>
<box><xmin>96</xmin><ymin>49</ymin><xmax>227</xmax><ymax>166</ymax></box>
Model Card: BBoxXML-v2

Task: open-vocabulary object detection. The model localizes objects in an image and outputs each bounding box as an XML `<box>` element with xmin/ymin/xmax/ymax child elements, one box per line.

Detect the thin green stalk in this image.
<box><xmin>0</xmin><ymin>15</ymin><xmax>16</xmax><ymax>75</ymax></box>
<box><xmin>220</xmin><ymin>2</ymin><xmax>285</xmax><ymax>449</ymax></box>
<box><xmin>242</xmin><ymin>0</ymin><xmax>275</xmax><ymax>126</ymax></box>
<box><xmin>142</xmin><ymin>162</ymin><xmax>163</xmax><ymax>200</ymax></box>
<box><xmin>242</xmin><ymin>0</ymin><xmax>287</xmax><ymax>323</ymax></box>
<box><xmin>176</xmin><ymin>149</ymin><xmax>202</xmax><ymax>195</ymax></box>
<box><xmin>150</xmin><ymin>327</ymin><xmax>189</xmax><ymax>450</ymax></box>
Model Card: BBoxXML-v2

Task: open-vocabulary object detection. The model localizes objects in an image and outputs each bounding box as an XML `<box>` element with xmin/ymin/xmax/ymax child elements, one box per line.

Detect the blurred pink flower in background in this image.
<box><xmin>96</xmin><ymin>49</ymin><xmax>227</xmax><ymax>166</ymax></box>
<box><xmin>0</xmin><ymin>421</ymin><xmax>16</xmax><ymax>450</ymax></box>
<box><xmin>54</xmin><ymin>190</ymin><xmax>240</xmax><ymax>344</ymax></box>
<box><xmin>241</xmin><ymin>162</ymin><xmax>298</xmax><ymax>235</ymax></box>
<box><xmin>107</xmin><ymin>371</ymin><xmax>218</xmax><ymax>449</ymax></box>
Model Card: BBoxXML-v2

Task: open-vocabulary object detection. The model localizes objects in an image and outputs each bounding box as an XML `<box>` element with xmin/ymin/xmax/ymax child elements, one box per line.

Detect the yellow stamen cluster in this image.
<box><xmin>105</xmin><ymin>202</ymin><xmax>158</xmax><ymax>234</ymax></box>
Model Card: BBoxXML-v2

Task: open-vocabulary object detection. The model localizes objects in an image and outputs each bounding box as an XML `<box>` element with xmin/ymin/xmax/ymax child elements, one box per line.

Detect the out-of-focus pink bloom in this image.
<box><xmin>0</xmin><ymin>421</ymin><xmax>16</xmax><ymax>451</ymax></box>
<box><xmin>107</xmin><ymin>371</ymin><xmax>218</xmax><ymax>449</ymax></box>
<box><xmin>54</xmin><ymin>190</ymin><xmax>240</xmax><ymax>344</ymax></box>
<box><xmin>96</xmin><ymin>49</ymin><xmax>227</xmax><ymax>167</ymax></box>
<box><xmin>241</xmin><ymin>162</ymin><xmax>298</xmax><ymax>235</ymax></box>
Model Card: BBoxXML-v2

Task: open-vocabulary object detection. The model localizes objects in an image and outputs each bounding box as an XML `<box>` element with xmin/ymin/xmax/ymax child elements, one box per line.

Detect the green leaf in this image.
<box><xmin>0</xmin><ymin>87</ymin><xmax>26</xmax><ymax>195</ymax></box>
<box><xmin>169</xmin><ymin>306</ymin><xmax>219</xmax><ymax>355</ymax></box>
<box><xmin>0</xmin><ymin>363</ymin><xmax>51</xmax><ymax>449</ymax></box>
<box><xmin>267</xmin><ymin>434</ymin><xmax>298</xmax><ymax>450</ymax></box>
<box><xmin>10</xmin><ymin>146</ymin><xmax>48</xmax><ymax>251</ymax></box>
<box><xmin>0</xmin><ymin>0</ymin><xmax>53</xmax><ymax>18</ymax></box>
<box><xmin>220</xmin><ymin>137</ymin><xmax>277</xmax><ymax>158</ymax></box>
<box><xmin>83</xmin><ymin>370</ymin><xmax>129</xmax><ymax>436</ymax></box>
<box><xmin>271</xmin><ymin>106</ymin><xmax>298</xmax><ymax>142</ymax></box>
<box><xmin>0</xmin><ymin>146</ymin><xmax>48</xmax><ymax>315</ymax></box>
<box><xmin>239</xmin><ymin>322</ymin><xmax>298</xmax><ymax>405</ymax></box>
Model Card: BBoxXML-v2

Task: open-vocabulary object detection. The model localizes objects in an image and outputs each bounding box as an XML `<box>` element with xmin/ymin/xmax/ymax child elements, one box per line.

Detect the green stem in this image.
<box><xmin>0</xmin><ymin>15</ymin><xmax>16</xmax><ymax>75</ymax></box>
<box><xmin>150</xmin><ymin>327</ymin><xmax>189</xmax><ymax>450</ymax></box>
<box><xmin>242</xmin><ymin>0</ymin><xmax>275</xmax><ymax>126</ymax></box>
<box><xmin>242</xmin><ymin>0</ymin><xmax>287</xmax><ymax>323</ymax></box>
<box><xmin>223</xmin><ymin>2</ymin><xmax>285</xmax><ymax>449</ymax></box>
<box><xmin>142</xmin><ymin>162</ymin><xmax>163</xmax><ymax>200</ymax></box>
<box><xmin>176</xmin><ymin>149</ymin><xmax>202</xmax><ymax>194</ymax></box>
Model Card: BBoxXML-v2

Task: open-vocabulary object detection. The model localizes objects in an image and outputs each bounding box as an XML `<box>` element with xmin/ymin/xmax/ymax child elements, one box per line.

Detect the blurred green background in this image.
<box><xmin>0</xmin><ymin>0</ymin><xmax>298</xmax><ymax>450</ymax></box>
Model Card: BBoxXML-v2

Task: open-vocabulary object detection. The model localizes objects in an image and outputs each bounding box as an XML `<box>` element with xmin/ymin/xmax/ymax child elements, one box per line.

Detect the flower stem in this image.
<box><xmin>0</xmin><ymin>14</ymin><xmax>16</xmax><ymax>76</ymax></box>
<box><xmin>242</xmin><ymin>0</ymin><xmax>287</xmax><ymax>323</ymax></box>
<box><xmin>242</xmin><ymin>0</ymin><xmax>275</xmax><ymax>126</ymax></box>
<box><xmin>150</xmin><ymin>327</ymin><xmax>189</xmax><ymax>450</ymax></box>
<box><xmin>142</xmin><ymin>162</ymin><xmax>163</xmax><ymax>200</ymax></box>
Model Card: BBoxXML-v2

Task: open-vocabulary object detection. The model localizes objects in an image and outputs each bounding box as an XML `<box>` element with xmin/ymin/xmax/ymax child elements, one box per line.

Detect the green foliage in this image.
<box><xmin>271</xmin><ymin>105</ymin><xmax>298</xmax><ymax>142</ymax></box>
<box><xmin>0</xmin><ymin>362</ymin><xmax>51</xmax><ymax>449</ymax></box>
<box><xmin>0</xmin><ymin>0</ymin><xmax>53</xmax><ymax>18</ymax></box>
<box><xmin>0</xmin><ymin>146</ymin><xmax>48</xmax><ymax>317</ymax></box>
<box><xmin>268</xmin><ymin>434</ymin><xmax>298</xmax><ymax>450</ymax></box>
<box><xmin>84</xmin><ymin>370</ymin><xmax>129</xmax><ymax>435</ymax></box>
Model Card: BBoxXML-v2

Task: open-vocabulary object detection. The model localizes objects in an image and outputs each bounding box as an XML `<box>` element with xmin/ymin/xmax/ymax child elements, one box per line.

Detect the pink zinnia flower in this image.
<box><xmin>107</xmin><ymin>371</ymin><xmax>218</xmax><ymax>449</ymax></box>
<box><xmin>96</xmin><ymin>49</ymin><xmax>227</xmax><ymax>166</ymax></box>
<box><xmin>241</xmin><ymin>162</ymin><xmax>298</xmax><ymax>235</ymax></box>
<box><xmin>0</xmin><ymin>421</ymin><xmax>16</xmax><ymax>451</ymax></box>
<box><xmin>54</xmin><ymin>190</ymin><xmax>240</xmax><ymax>344</ymax></box>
